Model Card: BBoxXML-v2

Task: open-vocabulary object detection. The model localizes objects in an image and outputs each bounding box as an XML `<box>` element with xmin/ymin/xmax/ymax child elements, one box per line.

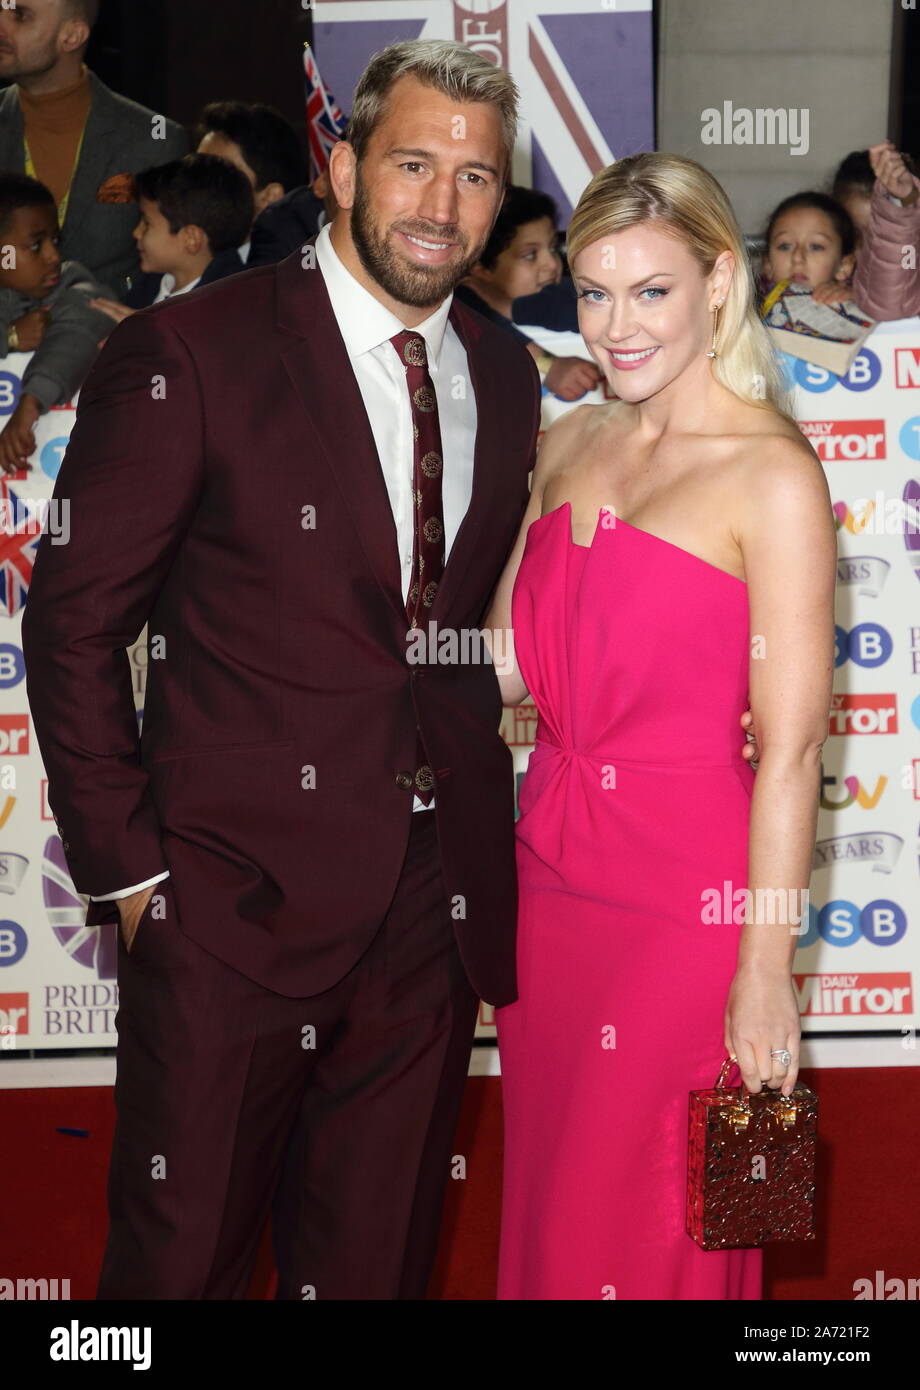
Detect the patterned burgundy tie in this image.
<box><xmin>390</xmin><ymin>328</ymin><xmax>445</xmax><ymax>805</ymax></box>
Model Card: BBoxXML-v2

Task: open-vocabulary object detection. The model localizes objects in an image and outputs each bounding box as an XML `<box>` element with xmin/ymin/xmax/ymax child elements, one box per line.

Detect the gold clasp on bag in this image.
<box><xmin>716</xmin><ymin>1056</ymin><xmax>751</xmax><ymax>1132</ymax></box>
<box><xmin>715</xmin><ymin>1056</ymin><xmax>798</xmax><ymax>1128</ymax></box>
<box><xmin>727</xmin><ymin>1102</ymin><xmax>751</xmax><ymax>1132</ymax></box>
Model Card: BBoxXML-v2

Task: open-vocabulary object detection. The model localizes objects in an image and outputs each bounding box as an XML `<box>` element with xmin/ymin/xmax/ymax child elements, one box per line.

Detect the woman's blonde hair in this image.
<box><xmin>566</xmin><ymin>152</ymin><xmax>796</xmax><ymax>422</ymax></box>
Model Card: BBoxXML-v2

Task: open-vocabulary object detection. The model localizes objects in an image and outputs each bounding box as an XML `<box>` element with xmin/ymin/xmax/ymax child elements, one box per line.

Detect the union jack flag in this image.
<box><xmin>0</xmin><ymin>476</ymin><xmax>41</xmax><ymax>617</ymax></box>
<box><xmin>312</xmin><ymin>0</ymin><xmax>654</xmax><ymax>225</ymax></box>
<box><xmin>303</xmin><ymin>41</ymin><xmax>348</xmax><ymax>182</ymax></box>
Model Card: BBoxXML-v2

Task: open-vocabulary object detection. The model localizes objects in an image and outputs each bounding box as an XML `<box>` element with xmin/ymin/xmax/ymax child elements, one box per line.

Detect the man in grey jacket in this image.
<box><xmin>0</xmin><ymin>0</ymin><xmax>187</xmax><ymax>299</ymax></box>
<box><xmin>0</xmin><ymin>172</ymin><xmax>115</xmax><ymax>473</ymax></box>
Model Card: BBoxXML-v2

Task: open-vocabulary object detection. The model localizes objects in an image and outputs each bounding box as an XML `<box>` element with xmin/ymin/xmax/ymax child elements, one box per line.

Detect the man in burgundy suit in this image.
<box><xmin>22</xmin><ymin>40</ymin><xmax>539</xmax><ymax>1299</ymax></box>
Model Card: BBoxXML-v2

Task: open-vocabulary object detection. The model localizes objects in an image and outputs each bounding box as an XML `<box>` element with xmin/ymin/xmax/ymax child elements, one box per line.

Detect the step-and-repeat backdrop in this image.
<box><xmin>2</xmin><ymin>322</ymin><xmax>919</xmax><ymax>1051</ymax></box>
<box><xmin>0</xmin><ymin>360</ymin><xmax>142</xmax><ymax>1050</ymax></box>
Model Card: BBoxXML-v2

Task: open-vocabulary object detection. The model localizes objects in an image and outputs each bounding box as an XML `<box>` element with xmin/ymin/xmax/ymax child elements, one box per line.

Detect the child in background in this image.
<box><xmin>90</xmin><ymin>153</ymin><xmax>254</xmax><ymax>324</ymax></box>
<box><xmin>455</xmin><ymin>185</ymin><xmax>601</xmax><ymax>401</ymax></box>
<box><xmin>847</xmin><ymin>140</ymin><xmax>920</xmax><ymax>322</ymax></box>
<box><xmin>758</xmin><ymin>191</ymin><xmax>858</xmax><ymax>310</ymax></box>
<box><xmin>457</xmin><ymin>185</ymin><xmax>562</xmax><ymax>320</ymax></box>
<box><xmin>195</xmin><ymin>100</ymin><xmax>308</xmax><ymax>259</ymax></box>
<box><xmin>0</xmin><ymin>172</ymin><xmax>118</xmax><ymax>474</ymax></box>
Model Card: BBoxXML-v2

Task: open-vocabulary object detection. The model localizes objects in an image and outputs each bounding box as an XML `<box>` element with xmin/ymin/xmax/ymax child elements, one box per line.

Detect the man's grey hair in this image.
<box><xmin>346</xmin><ymin>40</ymin><xmax>519</xmax><ymax>178</ymax></box>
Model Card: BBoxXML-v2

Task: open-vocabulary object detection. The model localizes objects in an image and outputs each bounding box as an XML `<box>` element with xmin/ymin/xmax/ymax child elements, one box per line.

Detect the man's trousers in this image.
<box><xmin>95</xmin><ymin>809</ymin><xmax>481</xmax><ymax>1299</ymax></box>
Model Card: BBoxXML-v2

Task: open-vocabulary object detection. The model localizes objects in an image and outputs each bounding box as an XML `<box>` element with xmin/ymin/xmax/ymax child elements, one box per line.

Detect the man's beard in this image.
<box><xmin>350</xmin><ymin>166</ymin><xmax>485</xmax><ymax>308</ymax></box>
<box><xmin>4</xmin><ymin>40</ymin><xmax>60</xmax><ymax>80</ymax></box>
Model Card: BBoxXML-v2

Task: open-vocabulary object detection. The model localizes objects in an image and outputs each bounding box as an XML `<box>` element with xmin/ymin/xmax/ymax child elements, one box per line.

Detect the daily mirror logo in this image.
<box><xmin>798</xmin><ymin>420</ymin><xmax>886</xmax><ymax>462</ymax></box>
<box><xmin>794</xmin><ymin>973</ymin><xmax>913</xmax><ymax>1016</ymax></box>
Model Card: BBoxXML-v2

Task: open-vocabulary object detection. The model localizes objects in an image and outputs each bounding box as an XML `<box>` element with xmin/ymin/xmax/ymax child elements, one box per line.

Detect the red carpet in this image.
<box><xmin>2</xmin><ymin>1066</ymin><xmax>916</xmax><ymax>1300</ymax></box>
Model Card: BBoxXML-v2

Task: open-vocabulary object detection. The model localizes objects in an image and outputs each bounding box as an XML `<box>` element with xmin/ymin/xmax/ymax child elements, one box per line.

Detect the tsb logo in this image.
<box><xmin>834</xmin><ymin>623</ymin><xmax>892</xmax><ymax>668</ymax></box>
<box><xmin>0</xmin><ymin>644</ymin><xmax>25</xmax><ymax>690</ymax></box>
<box><xmin>798</xmin><ymin>898</ymin><xmax>907</xmax><ymax>948</ymax></box>
<box><xmin>793</xmin><ymin>348</ymin><xmax>881</xmax><ymax>393</ymax></box>
<box><xmin>0</xmin><ymin>371</ymin><xmax>21</xmax><ymax>416</ymax></box>
<box><xmin>0</xmin><ymin>716</ymin><xmax>29</xmax><ymax>756</ymax></box>
<box><xmin>0</xmin><ymin>921</ymin><xmax>28</xmax><ymax>966</ymax></box>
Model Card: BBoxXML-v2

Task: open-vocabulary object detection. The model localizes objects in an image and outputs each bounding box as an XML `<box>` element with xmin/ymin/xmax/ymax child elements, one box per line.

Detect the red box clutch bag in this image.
<box><xmin>687</xmin><ymin>1055</ymin><xmax>818</xmax><ymax>1250</ymax></box>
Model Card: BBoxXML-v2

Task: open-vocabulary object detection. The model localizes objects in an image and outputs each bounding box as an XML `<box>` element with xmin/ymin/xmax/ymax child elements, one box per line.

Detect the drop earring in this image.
<box><xmin>705</xmin><ymin>299</ymin><xmax>724</xmax><ymax>359</ymax></box>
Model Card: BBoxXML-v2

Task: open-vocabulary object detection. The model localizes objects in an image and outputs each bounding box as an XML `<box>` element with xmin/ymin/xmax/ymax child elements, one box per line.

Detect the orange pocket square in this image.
<box><xmin>96</xmin><ymin>172</ymin><xmax>137</xmax><ymax>204</ymax></box>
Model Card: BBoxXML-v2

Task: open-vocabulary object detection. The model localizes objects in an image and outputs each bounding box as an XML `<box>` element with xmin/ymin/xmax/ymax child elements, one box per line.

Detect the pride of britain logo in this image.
<box><xmin>42</xmin><ymin>835</ymin><xmax>117</xmax><ymax>978</ymax></box>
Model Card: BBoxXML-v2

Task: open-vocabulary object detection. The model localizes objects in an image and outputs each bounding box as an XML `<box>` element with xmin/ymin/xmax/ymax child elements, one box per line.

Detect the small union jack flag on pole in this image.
<box><xmin>303</xmin><ymin>42</ymin><xmax>348</xmax><ymax>183</ymax></box>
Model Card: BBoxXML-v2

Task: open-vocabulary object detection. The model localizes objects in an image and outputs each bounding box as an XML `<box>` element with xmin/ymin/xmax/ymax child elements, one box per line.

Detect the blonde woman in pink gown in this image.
<box><xmin>483</xmin><ymin>154</ymin><xmax>836</xmax><ymax>1301</ymax></box>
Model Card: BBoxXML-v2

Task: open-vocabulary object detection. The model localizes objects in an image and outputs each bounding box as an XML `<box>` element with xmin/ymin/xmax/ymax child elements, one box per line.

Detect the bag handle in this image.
<box><xmin>714</xmin><ymin>1053</ymin><xmax>795</xmax><ymax>1103</ymax></box>
<box><xmin>715</xmin><ymin>1054</ymin><xmax>741</xmax><ymax>1091</ymax></box>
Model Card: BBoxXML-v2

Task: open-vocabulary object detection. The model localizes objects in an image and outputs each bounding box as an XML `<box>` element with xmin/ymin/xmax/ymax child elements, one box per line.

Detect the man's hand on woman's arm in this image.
<box><xmin>740</xmin><ymin>708</ymin><xmax>759</xmax><ymax>766</ymax></box>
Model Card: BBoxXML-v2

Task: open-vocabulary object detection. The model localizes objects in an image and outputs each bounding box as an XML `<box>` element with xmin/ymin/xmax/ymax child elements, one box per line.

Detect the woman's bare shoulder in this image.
<box><xmin>532</xmin><ymin>400</ymin><xmax>620</xmax><ymax>490</ymax></box>
<box><xmin>738</xmin><ymin>417</ymin><xmax>826</xmax><ymax>484</ymax></box>
<box><xmin>730</xmin><ymin>418</ymin><xmax>834</xmax><ymax>552</ymax></box>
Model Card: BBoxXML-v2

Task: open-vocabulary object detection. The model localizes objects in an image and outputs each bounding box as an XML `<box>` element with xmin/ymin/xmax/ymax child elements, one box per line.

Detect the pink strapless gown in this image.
<box><xmin>495</xmin><ymin>501</ymin><xmax>762</xmax><ymax>1300</ymax></box>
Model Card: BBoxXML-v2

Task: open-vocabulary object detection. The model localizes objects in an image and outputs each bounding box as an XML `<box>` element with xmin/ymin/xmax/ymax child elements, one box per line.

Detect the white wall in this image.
<box><xmin>658</xmin><ymin>0</ymin><xmax>897</xmax><ymax>237</ymax></box>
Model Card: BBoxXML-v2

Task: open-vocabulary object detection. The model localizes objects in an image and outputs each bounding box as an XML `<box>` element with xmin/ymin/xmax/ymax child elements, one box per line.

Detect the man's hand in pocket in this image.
<box><xmin>118</xmin><ymin>884</ymin><xmax>156</xmax><ymax>953</ymax></box>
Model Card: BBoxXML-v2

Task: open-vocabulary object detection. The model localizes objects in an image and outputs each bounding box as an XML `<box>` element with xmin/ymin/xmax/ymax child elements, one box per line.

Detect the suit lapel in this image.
<box><xmin>276</xmin><ymin>249</ymin><xmax>505</xmax><ymax>629</ymax></box>
<box><xmin>277</xmin><ymin>251</ymin><xmax>406</xmax><ymax>623</ymax></box>
<box><xmin>0</xmin><ymin>71</ymin><xmax>117</xmax><ymax>188</ymax></box>
<box><xmin>427</xmin><ymin>299</ymin><xmax>501</xmax><ymax>625</ymax></box>
<box><xmin>66</xmin><ymin>71</ymin><xmax>121</xmax><ymax>225</ymax></box>
<box><xmin>0</xmin><ymin>86</ymin><xmax>24</xmax><ymax>166</ymax></box>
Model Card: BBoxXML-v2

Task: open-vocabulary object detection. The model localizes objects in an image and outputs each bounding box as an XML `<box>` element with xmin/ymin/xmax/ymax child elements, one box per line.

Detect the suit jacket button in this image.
<box><xmin>396</xmin><ymin>771</ymin><xmax>414</xmax><ymax>789</ymax></box>
<box><xmin>61</xmin><ymin>840</ymin><xmax>70</xmax><ymax>851</ymax></box>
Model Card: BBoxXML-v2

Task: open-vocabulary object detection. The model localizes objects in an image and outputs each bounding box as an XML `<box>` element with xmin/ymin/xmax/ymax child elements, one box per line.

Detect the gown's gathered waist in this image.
<box><xmin>534</xmin><ymin>732</ymin><xmax>751</xmax><ymax>771</ymax></box>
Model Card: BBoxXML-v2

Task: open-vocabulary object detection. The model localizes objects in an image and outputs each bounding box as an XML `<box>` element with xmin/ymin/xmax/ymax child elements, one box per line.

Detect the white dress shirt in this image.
<box><xmin>92</xmin><ymin>219</ymin><xmax>477</xmax><ymax>901</ymax></box>
<box><xmin>153</xmin><ymin>271</ymin><xmax>201</xmax><ymax>303</ymax></box>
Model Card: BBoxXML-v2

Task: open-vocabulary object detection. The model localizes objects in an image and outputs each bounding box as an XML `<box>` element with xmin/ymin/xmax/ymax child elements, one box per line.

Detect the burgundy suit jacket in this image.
<box><xmin>22</xmin><ymin>244</ymin><xmax>541</xmax><ymax>1005</ymax></box>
